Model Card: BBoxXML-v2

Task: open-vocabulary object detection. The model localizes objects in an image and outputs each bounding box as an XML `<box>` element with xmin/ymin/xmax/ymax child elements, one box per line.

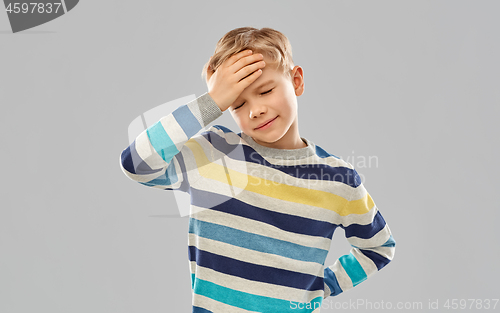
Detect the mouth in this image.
<box><xmin>255</xmin><ymin>116</ymin><xmax>278</xmax><ymax>130</ymax></box>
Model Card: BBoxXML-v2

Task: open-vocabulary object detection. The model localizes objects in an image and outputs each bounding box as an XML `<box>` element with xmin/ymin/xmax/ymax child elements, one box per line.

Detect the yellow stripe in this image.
<box><xmin>187</xmin><ymin>139</ymin><xmax>373</xmax><ymax>216</ymax></box>
<box><xmin>342</xmin><ymin>192</ymin><xmax>375</xmax><ymax>216</ymax></box>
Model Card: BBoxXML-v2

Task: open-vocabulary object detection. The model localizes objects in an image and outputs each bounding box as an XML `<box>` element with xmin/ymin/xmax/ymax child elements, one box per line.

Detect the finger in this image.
<box><xmin>239</xmin><ymin>68</ymin><xmax>263</xmax><ymax>87</ymax></box>
<box><xmin>229</xmin><ymin>52</ymin><xmax>262</xmax><ymax>76</ymax></box>
<box><xmin>227</xmin><ymin>49</ymin><xmax>253</xmax><ymax>67</ymax></box>
<box><xmin>235</xmin><ymin>59</ymin><xmax>265</xmax><ymax>82</ymax></box>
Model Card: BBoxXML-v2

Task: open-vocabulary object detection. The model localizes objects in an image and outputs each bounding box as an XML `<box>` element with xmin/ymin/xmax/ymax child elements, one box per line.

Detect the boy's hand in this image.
<box><xmin>206</xmin><ymin>50</ymin><xmax>266</xmax><ymax>112</ymax></box>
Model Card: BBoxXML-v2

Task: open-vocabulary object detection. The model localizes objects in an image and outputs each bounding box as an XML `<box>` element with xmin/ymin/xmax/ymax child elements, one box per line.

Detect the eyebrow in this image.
<box><xmin>252</xmin><ymin>79</ymin><xmax>275</xmax><ymax>91</ymax></box>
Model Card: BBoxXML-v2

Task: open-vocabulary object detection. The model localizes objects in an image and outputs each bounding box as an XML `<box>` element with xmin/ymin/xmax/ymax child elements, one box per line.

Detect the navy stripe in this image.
<box><xmin>188</xmin><ymin>246</ymin><xmax>324</xmax><ymax>291</ymax></box>
<box><xmin>359</xmin><ymin>249</ymin><xmax>392</xmax><ymax>271</ymax></box>
<box><xmin>324</xmin><ymin>267</ymin><xmax>343</xmax><ymax>296</ymax></box>
<box><xmin>120</xmin><ymin>145</ymin><xmax>136</xmax><ymax>174</ymax></box>
<box><xmin>342</xmin><ymin>211</ymin><xmax>386</xmax><ymax>239</ymax></box>
<box><xmin>192</xmin><ymin>306</ymin><xmax>212</xmax><ymax>313</ymax></box>
<box><xmin>199</xmin><ymin>129</ymin><xmax>360</xmax><ymax>188</ymax></box>
<box><xmin>212</xmin><ymin>124</ymin><xmax>233</xmax><ymax>133</ymax></box>
<box><xmin>121</xmin><ymin>141</ymin><xmax>163</xmax><ymax>175</ymax></box>
<box><xmin>191</xmin><ymin>188</ymin><xmax>337</xmax><ymax>239</ymax></box>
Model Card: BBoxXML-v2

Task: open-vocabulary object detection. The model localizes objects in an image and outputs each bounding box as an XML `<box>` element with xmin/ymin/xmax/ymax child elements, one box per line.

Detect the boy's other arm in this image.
<box><xmin>323</xmin><ymin>168</ymin><xmax>396</xmax><ymax>299</ymax></box>
<box><xmin>119</xmin><ymin>92</ymin><xmax>223</xmax><ymax>191</ymax></box>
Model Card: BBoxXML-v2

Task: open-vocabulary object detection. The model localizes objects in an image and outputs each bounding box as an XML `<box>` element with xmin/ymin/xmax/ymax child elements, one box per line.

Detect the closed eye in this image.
<box><xmin>234</xmin><ymin>89</ymin><xmax>273</xmax><ymax>110</ymax></box>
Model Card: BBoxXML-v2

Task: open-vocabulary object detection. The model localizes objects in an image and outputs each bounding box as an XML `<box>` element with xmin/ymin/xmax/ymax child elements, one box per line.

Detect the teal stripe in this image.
<box><xmin>339</xmin><ymin>253</ymin><xmax>367</xmax><ymax>286</ymax></box>
<box><xmin>192</xmin><ymin>275</ymin><xmax>322</xmax><ymax>312</ymax></box>
<box><xmin>146</xmin><ymin>120</ymin><xmax>179</xmax><ymax>162</ymax></box>
<box><xmin>189</xmin><ymin>218</ymin><xmax>329</xmax><ymax>264</ymax></box>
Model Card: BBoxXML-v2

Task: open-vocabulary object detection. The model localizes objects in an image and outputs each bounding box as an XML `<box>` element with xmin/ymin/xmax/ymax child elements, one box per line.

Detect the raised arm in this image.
<box><xmin>119</xmin><ymin>49</ymin><xmax>267</xmax><ymax>192</ymax></box>
<box><xmin>119</xmin><ymin>92</ymin><xmax>223</xmax><ymax>191</ymax></box>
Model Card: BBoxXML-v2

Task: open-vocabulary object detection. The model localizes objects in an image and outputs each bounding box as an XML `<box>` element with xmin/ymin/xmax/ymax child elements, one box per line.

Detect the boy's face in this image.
<box><xmin>228</xmin><ymin>53</ymin><xmax>305</xmax><ymax>149</ymax></box>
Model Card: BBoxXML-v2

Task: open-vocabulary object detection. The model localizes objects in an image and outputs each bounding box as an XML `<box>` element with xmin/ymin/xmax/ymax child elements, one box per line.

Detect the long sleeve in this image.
<box><xmin>119</xmin><ymin>92</ymin><xmax>223</xmax><ymax>192</ymax></box>
<box><xmin>323</xmin><ymin>167</ymin><xmax>396</xmax><ymax>298</ymax></box>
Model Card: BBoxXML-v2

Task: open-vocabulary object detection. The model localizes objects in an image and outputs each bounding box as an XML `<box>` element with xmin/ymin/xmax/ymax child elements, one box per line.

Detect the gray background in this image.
<box><xmin>1</xmin><ymin>0</ymin><xmax>499</xmax><ymax>312</ymax></box>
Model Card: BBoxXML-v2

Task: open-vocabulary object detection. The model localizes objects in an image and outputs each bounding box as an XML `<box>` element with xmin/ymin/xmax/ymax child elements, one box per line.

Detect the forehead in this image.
<box><xmin>249</xmin><ymin>61</ymin><xmax>284</xmax><ymax>88</ymax></box>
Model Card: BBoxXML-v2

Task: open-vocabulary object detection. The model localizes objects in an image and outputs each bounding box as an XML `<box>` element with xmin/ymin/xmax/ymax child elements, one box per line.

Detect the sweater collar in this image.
<box><xmin>240</xmin><ymin>132</ymin><xmax>315</xmax><ymax>160</ymax></box>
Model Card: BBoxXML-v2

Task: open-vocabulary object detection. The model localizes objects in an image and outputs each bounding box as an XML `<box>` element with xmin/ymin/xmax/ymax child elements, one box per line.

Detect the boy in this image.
<box><xmin>120</xmin><ymin>27</ymin><xmax>395</xmax><ymax>313</ymax></box>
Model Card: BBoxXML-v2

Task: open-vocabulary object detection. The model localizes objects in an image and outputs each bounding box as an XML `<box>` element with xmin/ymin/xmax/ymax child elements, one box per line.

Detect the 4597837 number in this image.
<box><xmin>5</xmin><ymin>2</ymin><xmax>62</xmax><ymax>14</ymax></box>
<box><xmin>443</xmin><ymin>299</ymin><xmax>498</xmax><ymax>310</ymax></box>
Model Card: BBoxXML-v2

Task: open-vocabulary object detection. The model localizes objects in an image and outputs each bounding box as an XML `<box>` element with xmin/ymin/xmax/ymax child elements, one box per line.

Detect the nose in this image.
<box><xmin>249</xmin><ymin>103</ymin><xmax>268</xmax><ymax>119</ymax></box>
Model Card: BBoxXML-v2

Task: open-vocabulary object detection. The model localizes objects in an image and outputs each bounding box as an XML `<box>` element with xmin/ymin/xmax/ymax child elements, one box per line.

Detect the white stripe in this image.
<box><xmin>349</xmin><ymin>183</ymin><xmax>368</xmax><ymax>201</ymax></box>
<box><xmin>328</xmin><ymin>261</ymin><xmax>353</xmax><ymax>292</ymax></box>
<box><xmin>159</xmin><ymin>113</ymin><xmax>190</xmax><ymax>151</ymax></box>
<box><xmin>351</xmin><ymin>248</ymin><xmax>378</xmax><ymax>277</ymax></box>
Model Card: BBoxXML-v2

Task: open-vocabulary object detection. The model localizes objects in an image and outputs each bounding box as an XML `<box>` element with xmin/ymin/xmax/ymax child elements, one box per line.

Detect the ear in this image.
<box><xmin>291</xmin><ymin>66</ymin><xmax>305</xmax><ymax>96</ymax></box>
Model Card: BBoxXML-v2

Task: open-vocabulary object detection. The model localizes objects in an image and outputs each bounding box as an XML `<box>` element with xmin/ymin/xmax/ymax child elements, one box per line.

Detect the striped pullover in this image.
<box><xmin>119</xmin><ymin>92</ymin><xmax>396</xmax><ymax>313</ymax></box>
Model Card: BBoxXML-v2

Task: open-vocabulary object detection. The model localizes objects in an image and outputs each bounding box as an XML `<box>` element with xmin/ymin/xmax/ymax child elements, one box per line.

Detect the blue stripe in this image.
<box><xmin>343</xmin><ymin>211</ymin><xmax>386</xmax><ymax>239</ymax></box>
<box><xmin>198</xmin><ymin>129</ymin><xmax>360</xmax><ymax>188</ymax></box>
<box><xmin>315</xmin><ymin>145</ymin><xmax>340</xmax><ymax>159</ymax></box>
<box><xmin>339</xmin><ymin>253</ymin><xmax>368</xmax><ymax>286</ymax></box>
<box><xmin>382</xmin><ymin>235</ymin><xmax>396</xmax><ymax>247</ymax></box>
<box><xmin>172</xmin><ymin>103</ymin><xmax>203</xmax><ymax>138</ymax></box>
<box><xmin>359</xmin><ymin>249</ymin><xmax>392</xmax><ymax>270</ymax></box>
<box><xmin>189</xmin><ymin>218</ymin><xmax>329</xmax><ymax>264</ymax></box>
<box><xmin>188</xmin><ymin>246</ymin><xmax>324</xmax><ymax>291</ymax></box>
<box><xmin>324</xmin><ymin>267</ymin><xmax>343</xmax><ymax>296</ymax></box>
<box><xmin>190</xmin><ymin>274</ymin><xmax>323</xmax><ymax>312</ymax></box>
<box><xmin>139</xmin><ymin>160</ymin><xmax>179</xmax><ymax>187</ymax></box>
<box><xmin>191</xmin><ymin>188</ymin><xmax>338</xmax><ymax>239</ymax></box>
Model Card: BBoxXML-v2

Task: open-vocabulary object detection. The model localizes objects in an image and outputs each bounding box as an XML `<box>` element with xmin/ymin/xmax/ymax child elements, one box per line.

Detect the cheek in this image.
<box><xmin>239</xmin><ymin>119</ymin><xmax>251</xmax><ymax>130</ymax></box>
<box><xmin>232</xmin><ymin>114</ymin><xmax>249</xmax><ymax>129</ymax></box>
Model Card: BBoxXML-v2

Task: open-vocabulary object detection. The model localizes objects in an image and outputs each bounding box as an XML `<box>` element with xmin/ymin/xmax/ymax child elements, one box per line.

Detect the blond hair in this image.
<box><xmin>201</xmin><ymin>27</ymin><xmax>295</xmax><ymax>83</ymax></box>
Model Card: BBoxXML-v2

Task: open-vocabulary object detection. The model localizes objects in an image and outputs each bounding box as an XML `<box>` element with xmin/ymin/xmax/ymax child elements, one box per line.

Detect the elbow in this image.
<box><xmin>379</xmin><ymin>235</ymin><xmax>396</xmax><ymax>269</ymax></box>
